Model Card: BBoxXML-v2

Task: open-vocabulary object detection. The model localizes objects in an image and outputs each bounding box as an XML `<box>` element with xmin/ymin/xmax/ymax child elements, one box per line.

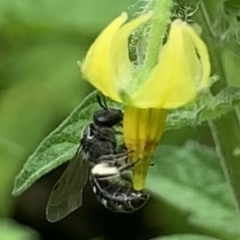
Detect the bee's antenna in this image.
<box><xmin>97</xmin><ymin>94</ymin><xmax>108</xmax><ymax>110</ymax></box>
<box><xmin>102</xmin><ymin>96</ymin><xmax>108</xmax><ymax>110</ymax></box>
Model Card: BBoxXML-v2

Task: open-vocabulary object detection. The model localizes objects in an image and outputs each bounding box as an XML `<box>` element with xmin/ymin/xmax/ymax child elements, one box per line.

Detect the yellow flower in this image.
<box><xmin>80</xmin><ymin>12</ymin><xmax>210</xmax><ymax>190</ymax></box>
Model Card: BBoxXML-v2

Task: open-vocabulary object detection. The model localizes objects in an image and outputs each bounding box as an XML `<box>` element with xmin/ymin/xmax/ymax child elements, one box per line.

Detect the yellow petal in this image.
<box><xmin>183</xmin><ymin>22</ymin><xmax>210</xmax><ymax>89</ymax></box>
<box><xmin>81</xmin><ymin>12</ymin><xmax>128</xmax><ymax>102</ymax></box>
<box><xmin>132</xmin><ymin>19</ymin><xmax>210</xmax><ymax>109</ymax></box>
<box><xmin>81</xmin><ymin>12</ymin><xmax>152</xmax><ymax>103</ymax></box>
<box><xmin>123</xmin><ymin>107</ymin><xmax>167</xmax><ymax>190</ymax></box>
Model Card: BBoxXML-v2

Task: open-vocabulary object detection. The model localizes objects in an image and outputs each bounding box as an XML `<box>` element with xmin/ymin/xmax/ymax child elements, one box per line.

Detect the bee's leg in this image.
<box><xmin>101</xmin><ymin>155</ymin><xmax>127</xmax><ymax>167</ymax></box>
<box><xmin>117</xmin><ymin>158</ymin><xmax>140</xmax><ymax>173</ymax></box>
<box><xmin>95</xmin><ymin>173</ymin><xmax>120</xmax><ymax>181</ymax></box>
<box><xmin>116</xmin><ymin>143</ymin><xmax>127</xmax><ymax>153</ymax></box>
<box><xmin>98</xmin><ymin>150</ymin><xmax>133</xmax><ymax>165</ymax></box>
<box><xmin>118</xmin><ymin>122</ymin><xmax>123</xmax><ymax>127</ymax></box>
<box><xmin>115</xmin><ymin>130</ymin><xmax>123</xmax><ymax>135</ymax></box>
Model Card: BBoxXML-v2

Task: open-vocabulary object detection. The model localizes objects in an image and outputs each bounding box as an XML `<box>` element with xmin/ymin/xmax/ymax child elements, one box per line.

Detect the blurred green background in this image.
<box><xmin>0</xmin><ymin>0</ymin><xmax>136</xmax><ymax>238</ymax></box>
<box><xmin>1</xmin><ymin>0</ymin><xmax>240</xmax><ymax>240</ymax></box>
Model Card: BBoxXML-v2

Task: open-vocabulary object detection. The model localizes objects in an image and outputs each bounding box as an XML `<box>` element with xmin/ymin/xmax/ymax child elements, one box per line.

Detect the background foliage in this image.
<box><xmin>1</xmin><ymin>0</ymin><xmax>240</xmax><ymax>240</ymax></box>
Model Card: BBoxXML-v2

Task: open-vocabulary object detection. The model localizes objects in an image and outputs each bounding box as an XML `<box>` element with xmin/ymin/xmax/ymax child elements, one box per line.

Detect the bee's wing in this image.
<box><xmin>46</xmin><ymin>146</ymin><xmax>89</xmax><ymax>222</ymax></box>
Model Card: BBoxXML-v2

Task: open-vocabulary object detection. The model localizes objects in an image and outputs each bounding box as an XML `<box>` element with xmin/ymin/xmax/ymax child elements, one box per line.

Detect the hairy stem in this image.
<box><xmin>144</xmin><ymin>0</ymin><xmax>172</xmax><ymax>69</ymax></box>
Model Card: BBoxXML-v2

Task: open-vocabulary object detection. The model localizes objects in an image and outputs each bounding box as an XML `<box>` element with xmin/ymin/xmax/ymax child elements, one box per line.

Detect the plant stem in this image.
<box><xmin>129</xmin><ymin>0</ymin><xmax>172</xmax><ymax>190</ymax></box>
<box><xmin>144</xmin><ymin>0</ymin><xmax>172</xmax><ymax>70</ymax></box>
<box><xmin>209</xmin><ymin>116</ymin><xmax>240</xmax><ymax>217</ymax></box>
<box><xmin>192</xmin><ymin>0</ymin><xmax>240</xmax><ymax>217</ymax></box>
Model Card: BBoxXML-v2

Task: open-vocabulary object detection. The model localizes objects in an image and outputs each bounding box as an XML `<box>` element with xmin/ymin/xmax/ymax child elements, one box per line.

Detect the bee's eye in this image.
<box><xmin>94</xmin><ymin>109</ymin><xmax>123</xmax><ymax>127</ymax></box>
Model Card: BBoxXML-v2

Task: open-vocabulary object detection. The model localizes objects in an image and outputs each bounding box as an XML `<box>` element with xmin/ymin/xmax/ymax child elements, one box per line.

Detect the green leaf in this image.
<box><xmin>11</xmin><ymin>90</ymin><xmax>240</xmax><ymax>239</ymax></box>
<box><xmin>0</xmin><ymin>218</ymin><xmax>39</xmax><ymax>240</ymax></box>
<box><xmin>166</xmin><ymin>87</ymin><xmax>240</xmax><ymax>130</ymax></box>
<box><xmin>198</xmin><ymin>87</ymin><xmax>240</xmax><ymax>122</ymax></box>
<box><xmin>205</xmin><ymin>0</ymin><xmax>240</xmax><ymax>45</ymax></box>
<box><xmin>147</xmin><ymin>141</ymin><xmax>240</xmax><ymax>240</ymax></box>
<box><xmin>12</xmin><ymin>91</ymin><xmax>121</xmax><ymax>196</ymax></box>
<box><xmin>152</xmin><ymin>234</ymin><xmax>220</xmax><ymax>240</ymax></box>
<box><xmin>13</xmin><ymin>86</ymin><xmax>240</xmax><ymax>196</ymax></box>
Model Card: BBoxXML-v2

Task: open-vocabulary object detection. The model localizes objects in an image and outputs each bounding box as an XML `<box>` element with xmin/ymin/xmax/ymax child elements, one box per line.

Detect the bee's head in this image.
<box><xmin>93</xmin><ymin>95</ymin><xmax>123</xmax><ymax>127</ymax></box>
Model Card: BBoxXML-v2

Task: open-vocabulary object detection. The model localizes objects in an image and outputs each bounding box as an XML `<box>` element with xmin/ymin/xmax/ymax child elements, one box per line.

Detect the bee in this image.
<box><xmin>90</xmin><ymin>153</ymin><xmax>149</xmax><ymax>213</ymax></box>
<box><xmin>46</xmin><ymin>95</ymin><xmax>148</xmax><ymax>222</ymax></box>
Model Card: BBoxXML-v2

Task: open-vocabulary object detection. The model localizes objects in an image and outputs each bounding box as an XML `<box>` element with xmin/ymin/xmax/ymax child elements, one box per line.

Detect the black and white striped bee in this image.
<box><xmin>46</xmin><ymin>96</ymin><xmax>149</xmax><ymax>222</ymax></box>
<box><xmin>90</xmin><ymin>153</ymin><xmax>149</xmax><ymax>213</ymax></box>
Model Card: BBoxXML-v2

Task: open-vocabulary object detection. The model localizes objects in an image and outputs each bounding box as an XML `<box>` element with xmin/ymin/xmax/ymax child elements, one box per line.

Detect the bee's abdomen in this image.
<box><xmin>90</xmin><ymin>175</ymin><xmax>149</xmax><ymax>213</ymax></box>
